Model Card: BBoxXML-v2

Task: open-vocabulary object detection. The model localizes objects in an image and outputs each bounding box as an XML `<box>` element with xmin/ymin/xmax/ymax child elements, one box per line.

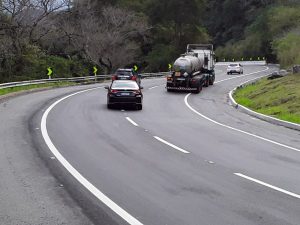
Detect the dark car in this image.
<box><xmin>112</xmin><ymin>68</ymin><xmax>141</xmax><ymax>86</ymax></box>
<box><xmin>105</xmin><ymin>80</ymin><xmax>143</xmax><ymax>110</ymax></box>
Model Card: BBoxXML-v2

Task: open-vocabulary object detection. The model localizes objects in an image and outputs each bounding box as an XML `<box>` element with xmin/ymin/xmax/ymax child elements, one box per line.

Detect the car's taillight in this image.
<box><xmin>133</xmin><ymin>90</ymin><xmax>141</xmax><ymax>94</ymax></box>
<box><xmin>131</xmin><ymin>76</ymin><xmax>137</xmax><ymax>81</ymax></box>
<box><xmin>167</xmin><ymin>75</ymin><xmax>173</xmax><ymax>81</ymax></box>
<box><xmin>112</xmin><ymin>75</ymin><xmax>117</xmax><ymax>80</ymax></box>
<box><xmin>111</xmin><ymin>89</ymin><xmax>118</xmax><ymax>93</ymax></box>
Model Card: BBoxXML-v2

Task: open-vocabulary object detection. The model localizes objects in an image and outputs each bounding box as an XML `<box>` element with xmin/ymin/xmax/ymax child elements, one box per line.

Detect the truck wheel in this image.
<box><xmin>204</xmin><ymin>78</ymin><xmax>209</xmax><ymax>87</ymax></box>
<box><xmin>136</xmin><ymin>104</ymin><xmax>143</xmax><ymax>110</ymax></box>
<box><xmin>209</xmin><ymin>76</ymin><xmax>215</xmax><ymax>85</ymax></box>
<box><xmin>193</xmin><ymin>84</ymin><xmax>202</xmax><ymax>94</ymax></box>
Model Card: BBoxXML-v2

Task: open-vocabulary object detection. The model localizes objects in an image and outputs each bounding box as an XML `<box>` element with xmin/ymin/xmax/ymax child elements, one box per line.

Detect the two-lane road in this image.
<box><xmin>41</xmin><ymin>65</ymin><xmax>300</xmax><ymax>225</ymax></box>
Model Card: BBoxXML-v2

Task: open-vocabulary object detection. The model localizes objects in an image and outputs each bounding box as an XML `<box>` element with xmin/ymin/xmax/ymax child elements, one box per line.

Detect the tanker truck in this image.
<box><xmin>166</xmin><ymin>44</ymin><xmax>215</xmax><ymax>93</ymax></box>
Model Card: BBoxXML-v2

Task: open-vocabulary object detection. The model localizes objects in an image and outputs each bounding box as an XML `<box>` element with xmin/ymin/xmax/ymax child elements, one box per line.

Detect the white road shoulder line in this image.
<box><xmin>154</xmin><ymin>136</ymin><xmax>190</xmax><ymax>154</ymax></box>
<box><xmin>234</xmin><ymin>173</ymin><xmax>300</xmax><ymax>199</ymax></box>
<box><xmin>41</xmin><ymin>87</ymin><xmax>144</xmax><ymax>225</ymax></box>
<box><xmin>126</xmin><ymin>117</ymin><xmax>139</xmax><ymax>127</ymax></box>
<box><xmin>184</xmin><ymin>94</ymin><xmax>300</xmax><ymax>152</ymax></box>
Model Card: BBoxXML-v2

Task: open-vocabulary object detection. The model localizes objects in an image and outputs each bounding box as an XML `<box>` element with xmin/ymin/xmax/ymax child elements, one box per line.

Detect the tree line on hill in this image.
<box><xmin>0</xmin><ymin>0</ymin><xmax>299</xmax><ymax>82</ymax></box>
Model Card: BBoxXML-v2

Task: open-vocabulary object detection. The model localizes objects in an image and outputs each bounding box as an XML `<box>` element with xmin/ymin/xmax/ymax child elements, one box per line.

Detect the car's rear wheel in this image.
<box><xmin>107</xmin><ymin>104</ymin><xmax>113</xmax><ymax>109</ymax></box>
<box><xmin>136</xmin><ymin>104</ymin><xmax>143</xmax><ymax>110</ymax></box>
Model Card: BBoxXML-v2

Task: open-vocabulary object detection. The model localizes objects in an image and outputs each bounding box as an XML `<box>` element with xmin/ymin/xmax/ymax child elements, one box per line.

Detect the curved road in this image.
<box><xmin>1</xmin><ymin>65</ymin><xmax>300</xmax><ymax>225</ymax></box>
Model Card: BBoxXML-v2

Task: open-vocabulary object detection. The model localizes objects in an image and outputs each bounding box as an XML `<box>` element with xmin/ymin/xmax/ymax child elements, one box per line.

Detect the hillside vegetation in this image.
<box><xmin>234</xmin><ymin>74</ymin><xmax>300</xmax><ymax>124</ymax></box>
<box><xmin>0</xmin><ymin>0</ymin><xmax>299</xmax><ymax>82</ymax></box>
<box><xmin>216</xmin><ymin>1</ymin><xmax>300</xmax><ymax>68</ymax></box>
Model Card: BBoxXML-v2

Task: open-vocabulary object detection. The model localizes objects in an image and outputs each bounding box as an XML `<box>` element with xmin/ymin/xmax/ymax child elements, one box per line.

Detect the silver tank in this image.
<box><xmin>173</xmin><ymin>54</ymin><xmax>204</xmax><ymax>74</ymax></box>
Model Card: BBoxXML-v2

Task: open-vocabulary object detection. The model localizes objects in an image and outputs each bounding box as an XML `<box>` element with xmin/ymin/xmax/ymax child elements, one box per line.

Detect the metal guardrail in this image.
<box><xmin>0</xmin><ymin>72</ymin><xmax>169</xmax><ymax>90</ymax></box>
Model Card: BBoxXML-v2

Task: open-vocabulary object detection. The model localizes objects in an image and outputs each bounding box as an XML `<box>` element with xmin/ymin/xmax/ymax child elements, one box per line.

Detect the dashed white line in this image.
<box><xmin>41</xmin><ymin>87</ymin><xmax>144</xmax><ymax>225</ymax></box>
<box><xmin>148</xmin><ymin>85</ymin><xmax>159</xmax><ymax>90</ymax></box>
<box><xmin>234</xmin><ymin>173</ymin><xmax>300</xmax><ymax>199</ymax></box>
<box><xmin>154</xmin><ymin>136</ymin><xmax>190</xmax><ymax>154</ymax></box>
<box><xmin>184</xmin><ymin>94</ymin><xmax>300</xmax><ymax>152</ymax></box>
<box><xmin>215</xmin><ymin>67</ymin><xmax>269</xmax><ymax>84</ymax></box>
<box><xmin>126</xmin><ymin>117</ymin><xmax>139</xmax><ymax>127</ymax></box>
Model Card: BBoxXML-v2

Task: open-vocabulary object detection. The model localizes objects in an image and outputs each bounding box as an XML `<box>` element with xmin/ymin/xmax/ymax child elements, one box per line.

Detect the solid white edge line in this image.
<box><xmin>228</xmin><ymin>74</ymin><xmax>268</xmax><ymax>106</ymax></box>
<box><xmin>184</xmin><ymin>94</ymin><xmax>300</xmax><ymax>152</ymax></box>
<box><xmin>41</xmin><ymin>87</ymin><xmax>144</xmax><ymax>225</ymax></box>
<box><xmin>184</xmin><ymin>66</ymin><xmax>300</xmax><ymax>153</ymax></box>
<box><xmin>153</xmin><ymin>136</ymin><xmax>190</xmax><ymax>154</ymax></box>
<box><xmin>126</xmin><ymin>117</ymin><xmax>139</xmax><ymax>127</ymax></box>
<box><xmin>234</xmin><ymin>173</ymin><xmax>300</xmax><ymax>199</ymax></box>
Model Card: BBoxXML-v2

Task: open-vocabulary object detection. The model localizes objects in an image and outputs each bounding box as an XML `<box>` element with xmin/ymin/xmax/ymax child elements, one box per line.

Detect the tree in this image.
<box><xmin>0</xmin><ymin>0</ymin><xmax>70</xmax><ymax>53</ymax></box>
<box><xmin>147</xmin><ymin>0</ymin><xmax>207</xmax><ymax>49</ymax></box>
<box><xmin>67</xmin><ymin>2</ymin><xmax>149</xmax><ymax>73</ymax></box>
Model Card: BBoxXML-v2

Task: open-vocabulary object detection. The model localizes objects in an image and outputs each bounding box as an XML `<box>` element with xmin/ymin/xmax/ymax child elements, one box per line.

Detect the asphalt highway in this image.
<box><xmin>1</xmin><ymin>65</ymin><xmax>300</xmax><ymax>225</ymax></box>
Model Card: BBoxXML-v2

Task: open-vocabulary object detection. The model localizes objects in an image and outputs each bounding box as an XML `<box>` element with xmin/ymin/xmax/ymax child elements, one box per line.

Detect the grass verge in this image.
<box><xmin>234</xmin><ymin>73</ymin><xmax>300</xmax><ymax>124</ymax></box>
<box><xmin>0</xmin><ymin>81</ymin><xmax>77</xmax><ymax>96</ymax></box>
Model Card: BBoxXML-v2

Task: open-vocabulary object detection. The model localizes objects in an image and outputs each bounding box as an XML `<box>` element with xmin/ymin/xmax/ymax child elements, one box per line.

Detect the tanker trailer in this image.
<box><xmin>187</xmin><ymin>44</ymin><xmax>215</xmax><ymax>87</ymax></box>
<box><xmin>166</xmin><ymin>44</ymin><xmax>215</xmax><ymax>93</ymax></box>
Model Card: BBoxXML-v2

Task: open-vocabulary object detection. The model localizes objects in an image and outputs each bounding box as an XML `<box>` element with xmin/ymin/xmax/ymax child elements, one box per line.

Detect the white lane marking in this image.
<box><xmin>185</xmin><ymin>66</ymin><xmax>300</xmax><ymax>152</ymax></box>
<box><xmin>184</xmin><ymin>94</ymin><xmax>300</xmax><ymax>152</ymax></box>
<box><xmin>153</xmin><ymin>136</ymin><xmax>190</xmax><ymax>154</ymax></box>
<box><xmin>235</xmin><ymin>173</ymin><xmax>300</xmax><ymax>199</ymax></box>
<box><xmin>148</xmin><ymin>85</ymin><xmax>159</xmax><ymax>90</ymax></box>
<box><xmin>215</xmin><ymin>67</ymin><xmax>269</xmax><ymax>84</ymax></box>
<box><xmin>126</xmin><ymin>117</ymin><xmax>139</xmax><ymax>127</ymax></box>
<box><xmin>41</xmin><ymin>87</ymin><xmax>144</xmax><ymax>225</ymax></box>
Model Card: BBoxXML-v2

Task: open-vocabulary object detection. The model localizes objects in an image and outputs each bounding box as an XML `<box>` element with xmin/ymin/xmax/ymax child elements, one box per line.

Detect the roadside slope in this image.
<box><xmin>234</xmin><ymin>73</ymin><xmax>300</xmax><ymax>124</ymax></box>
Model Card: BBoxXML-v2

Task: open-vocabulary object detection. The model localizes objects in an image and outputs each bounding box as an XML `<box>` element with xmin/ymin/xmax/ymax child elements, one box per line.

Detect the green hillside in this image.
<box><xmin>234</xmin><ymin>74</ymin><xmax>300</xmax><ymax>124</ymax></box>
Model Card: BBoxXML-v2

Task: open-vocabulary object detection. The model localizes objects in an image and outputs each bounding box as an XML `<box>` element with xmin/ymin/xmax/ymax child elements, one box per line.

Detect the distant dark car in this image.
<box><xmin>112</xmin><ymin>68</ymin><xmax>141</xmax><ymax>86</ymax></box>
<box><xmin>105</xmin><ymin>80</ymin><xmax>143</xmax><ymax>110</ymax></box>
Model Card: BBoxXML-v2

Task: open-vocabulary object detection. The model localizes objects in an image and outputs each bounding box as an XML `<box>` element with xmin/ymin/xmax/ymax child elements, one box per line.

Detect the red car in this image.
<box><xmin>112</xmin><ymin>68</ymin><xmax>141</xmax><ymax>86</ymax></box>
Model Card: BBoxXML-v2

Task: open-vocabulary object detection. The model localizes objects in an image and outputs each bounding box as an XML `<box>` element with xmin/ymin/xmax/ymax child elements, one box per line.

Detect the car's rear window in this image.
<box><xmin>112</xmin><ymin>82</ymin><xmax>138</xmax><ymax>89</ymax></box>
<box><xmin>229</xmin><ymin>64</ymin><xmax>238</xmax><ymax>67</ymax></box>
<box><xmin>116</xmin><ymin>71</ymin><xmax>132</xmax><ymax>76</ymax></box>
